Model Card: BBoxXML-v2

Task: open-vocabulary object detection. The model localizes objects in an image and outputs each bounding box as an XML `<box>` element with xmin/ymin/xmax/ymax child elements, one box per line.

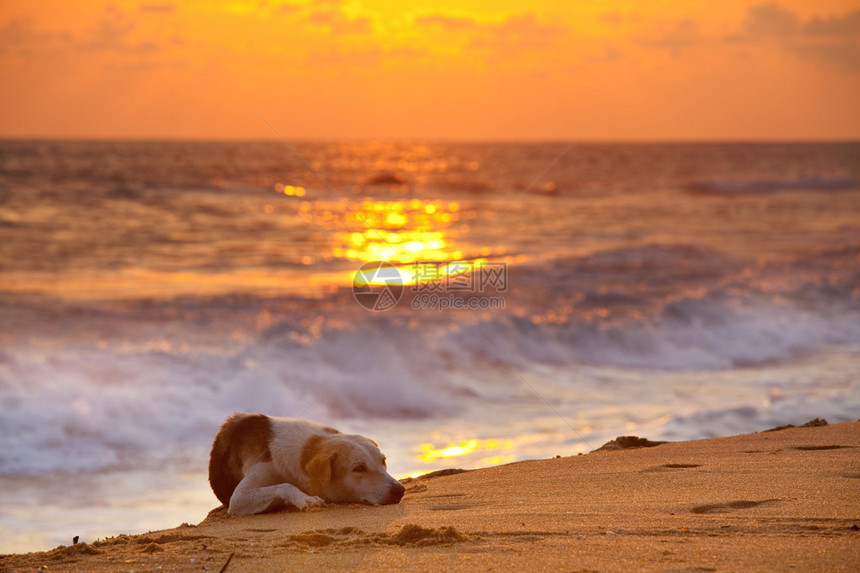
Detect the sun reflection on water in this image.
<box><xmin>334</xmin><ymin>199</ymin><xmax>464</xmax><ymax>264</ymax></box>
<box><xmin>294</xmin><ymin>196</ymin><xmax>507</xmax><ymax>288</ymax></box>
<box><xmin>418</xmin><ymin>439</ymin><xmax>515</xmax><ymax>463</ymax></box>
<box><xmin>404</xmin><ymin>433</ymin><xmax>593</xmax><ymax>479</ymax></box>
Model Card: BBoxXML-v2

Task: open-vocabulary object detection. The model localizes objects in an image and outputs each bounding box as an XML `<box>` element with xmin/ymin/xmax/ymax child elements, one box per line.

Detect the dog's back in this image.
<box><xmin>208</xmin><ymin>413</ymin><xmax>274</xmax><ymax>506</ymax></box>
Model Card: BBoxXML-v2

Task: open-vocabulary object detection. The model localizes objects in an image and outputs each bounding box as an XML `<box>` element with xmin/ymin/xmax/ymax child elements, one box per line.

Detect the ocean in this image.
<box><xmin>1</xmin><ymin>140</ymin><xmax>859</xmax><ymax>553</ymax></box>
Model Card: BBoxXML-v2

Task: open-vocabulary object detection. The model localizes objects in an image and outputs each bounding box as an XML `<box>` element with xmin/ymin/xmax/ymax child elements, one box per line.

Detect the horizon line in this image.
<box><xmin>2</xmin><ymin>135</ymin><xmax>860</xmax><ymax>145</ymax></box>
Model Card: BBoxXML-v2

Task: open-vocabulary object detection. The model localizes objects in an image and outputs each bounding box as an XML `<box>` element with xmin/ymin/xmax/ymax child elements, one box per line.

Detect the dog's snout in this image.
<box><xmin>383</xmin><ymin>480</ymin><xmax>406</xmax><ymax>504</ymax></box>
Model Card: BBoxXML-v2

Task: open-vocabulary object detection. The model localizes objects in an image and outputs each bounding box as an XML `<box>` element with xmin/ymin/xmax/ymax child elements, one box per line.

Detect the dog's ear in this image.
<box><xmin>302</xmin><ymin>436</ymin><xmax>338</xmax><ymax>495</ymax></box>
<box><xmin>306</xmin><ymin>451</ymin><xmax>335</xmax><ymax>487</ymax></box>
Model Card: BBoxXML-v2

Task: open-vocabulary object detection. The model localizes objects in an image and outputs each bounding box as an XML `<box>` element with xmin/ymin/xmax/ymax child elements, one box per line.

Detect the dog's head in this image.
<box><xmin>302</xmin><ymin>433</ymin><xmax>405</xmax><ymax>505</ymax></box>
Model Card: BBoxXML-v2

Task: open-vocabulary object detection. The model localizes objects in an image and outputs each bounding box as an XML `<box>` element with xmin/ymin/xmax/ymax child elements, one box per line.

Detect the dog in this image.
<box><xmin>208</xmin><ymin>413</ymin><xmax>405</xmax><ymax>515</ymax></box>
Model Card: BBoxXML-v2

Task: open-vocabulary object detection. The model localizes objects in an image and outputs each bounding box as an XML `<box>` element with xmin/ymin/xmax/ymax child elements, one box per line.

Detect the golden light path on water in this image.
<box><xmin>310</xmin><ymin>196</ymin><xmax>528</xmax><ymax>476</ymax></box>
<box><xmin>405</xmin><ymin>437</ymin><xmax>590</xmax><ymax>479</ymax></box>
<box><xmin>293</xmin><ymin>196</ymin><xmax>507</xmax><ymax>286</ymax></box>
<box><xmin>1</xmin><ymin>191</ymin><xmax>515</xmax><ymax>301</ymax></box>
<box><xmin>336</xmin><ymin>200</ymin><xmax>461</xmax><ymax>264</ymax></box>
<box><xmin>405</xmin><ymin>439</ymin><xmax>517</xmax><ymax>479</ymax></box>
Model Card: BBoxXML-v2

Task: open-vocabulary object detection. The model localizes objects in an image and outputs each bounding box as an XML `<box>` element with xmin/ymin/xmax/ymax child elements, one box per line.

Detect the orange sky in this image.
<box><xmin>1</xmin><ymin>0</ymin><xmax>858</xmax><ymax>140</ymax></box>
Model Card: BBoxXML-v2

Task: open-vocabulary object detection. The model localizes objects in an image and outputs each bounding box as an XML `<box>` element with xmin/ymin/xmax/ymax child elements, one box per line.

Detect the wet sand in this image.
<box><xmin>3</xmin><ymin>422</ymin><xmax>858</xmax><ymax>572</ymax></box>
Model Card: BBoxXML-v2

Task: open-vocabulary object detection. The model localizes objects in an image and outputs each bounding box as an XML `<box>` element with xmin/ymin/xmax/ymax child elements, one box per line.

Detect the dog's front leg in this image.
<box><xmin>227</xmin><ymin>463</ymin><xmax>325</xmax><ymax>515</ymax></box>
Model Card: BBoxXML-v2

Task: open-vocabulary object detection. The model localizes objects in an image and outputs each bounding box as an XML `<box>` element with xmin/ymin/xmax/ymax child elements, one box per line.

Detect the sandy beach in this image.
<box><xmin>4</xmin><ymin>1</ymin><xmax>860</xmax><ymax>569</ymax></box>
<box><xmin>3</xmin><ymin>421</ymin><xmax>858</xmax><ymax>572</ymax></box>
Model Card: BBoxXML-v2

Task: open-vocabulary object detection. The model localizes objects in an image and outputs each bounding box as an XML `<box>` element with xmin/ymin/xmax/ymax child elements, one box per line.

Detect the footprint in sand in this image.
<box><xmin>285</xmin><ymin>524</ymin><xmax>469</xmax><ymax>549</ymax></box>
<box><xmin>642</xmin><ymin>463</ymin><xmax>702</xmax><ymax>473</ymax></box>
<box><xmin>690</xmin><ymin>499</ymin><xmax>780</xmax><ymax>514</ymax></box>
<box><xmin>790</xmin><ymin>445</ymin><xmax>851</xmax><ymax>451</ymax></box>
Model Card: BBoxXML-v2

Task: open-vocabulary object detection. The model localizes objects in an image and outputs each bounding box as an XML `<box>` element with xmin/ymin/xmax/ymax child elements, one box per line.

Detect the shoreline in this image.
<box><xmin>3</xmin><ymin>421</ymin><xmax>858</xmax><ymax>572</ymax></box>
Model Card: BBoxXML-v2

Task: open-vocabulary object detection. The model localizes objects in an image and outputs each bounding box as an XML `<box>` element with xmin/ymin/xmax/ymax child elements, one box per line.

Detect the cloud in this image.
<box><xmin>467</xmin><ymin>13</ymin><xmax>563</xmax><ymax>55</ymax></box>
<box><xmin>276</xmin><ymin>2</ymin><xmax>303</xmax><ymax>16</ymax></box>
<box><xmin>308</xmin><ymin>7</ymin><xmax>373</xmax><ymax>35</ymax></box>
<box><xmin>415</xmin><ymin>11</ymin><xmax>560</xmax><ymax>44</ymax></box>
<box><xmin>639</xmin><ymin>18</ymin><xmax>701</xmax><ymax>51</ymax></box>
<box><xmin>0</xmin><ymin>18</ymin><xmax>73</xmax><ymax>55</ymax></box>
<box><xmin>0</xmin><ymin>5</ymin><xmax>186</xmax><ymax>64</ymax></box>
<box><xmin>636</xmin><ymin>4</ymin><xmax>860</xmax><ymax>73</ymax></box>
<box><xmin>791</xmin><ymin>40</ymin><xmax>860</xmax><ymax>72</ymax></box>
<box><xmin>804</xmin><ymin>10</ymin><xmax>860</xmax><ymax>37</ymax></box>
<box><xmin>495</xmin><ymin>13</ymin><xmax>561</xmax><ymax>44</ymax></box>
<box><xmin>79</xmin><ymin>5</ymin><xmax>160</xmax><ymax>54</ymax></box>
<box><xmin>742</xmin><ymin>2</ymin><xmax>798</xmax><ymax>39</ymax></box>
<box><xmin>732</xmin><ymin>3</ymin><xmax>860</xmax><ymax>42</ymax></box>
<box><xmin>298</xmin><ymin>11</ymin><xmax>561</xmax><ymax>69</ymax></box>
<box><xmin>139</xmin><ymin>3</ymin><xmax>176</xmax><ymax>15</ymax></box>
<box><xmin>797</xmin><ymin>8</ymin><xmax>860</xmax><ymax>71</ymax></box>
<box><xmin>729</xmin><ymin>3</ymin><xmax>860</xmax><ymax>72</ymax></box>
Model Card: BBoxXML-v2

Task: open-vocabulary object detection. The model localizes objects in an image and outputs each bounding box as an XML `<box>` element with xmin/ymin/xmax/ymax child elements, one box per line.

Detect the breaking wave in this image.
<box><xmin>2</xmin><ymin>281</ymin><xmax>859</xmax><ymax>475</ymax></box>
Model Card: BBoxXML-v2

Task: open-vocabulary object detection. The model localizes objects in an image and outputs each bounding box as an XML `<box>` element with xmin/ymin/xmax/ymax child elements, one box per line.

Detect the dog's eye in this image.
<box><xmin>353</xmin><ymin>464</ymin><xmax>367</xmax><ymax>473</ymax></box>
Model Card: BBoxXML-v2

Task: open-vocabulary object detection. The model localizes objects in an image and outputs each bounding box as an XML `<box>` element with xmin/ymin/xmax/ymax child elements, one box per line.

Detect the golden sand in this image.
<box><xmin>3</xmin><ymin>422</ymin><xmax>858</xmax><ymax>572</ymax></box>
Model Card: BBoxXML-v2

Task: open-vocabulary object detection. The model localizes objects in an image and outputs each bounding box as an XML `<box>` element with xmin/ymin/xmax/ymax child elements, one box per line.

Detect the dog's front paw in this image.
<box><xmin>292</xmin><ymin>494</ymin><xmax>326</xmax><ymax>511</ymax></box>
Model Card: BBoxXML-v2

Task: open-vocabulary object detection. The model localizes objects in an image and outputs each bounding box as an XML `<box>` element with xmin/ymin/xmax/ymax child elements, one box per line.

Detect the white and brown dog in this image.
<box><xmin>209</xmin><ymin>414</ymin><xmax>405</xmax><ymax>515</ymax></box>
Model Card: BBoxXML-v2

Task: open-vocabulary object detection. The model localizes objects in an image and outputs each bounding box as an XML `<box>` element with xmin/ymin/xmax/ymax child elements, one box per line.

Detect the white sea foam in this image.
<box><xmin>2</xmin><ymin>289</ymin><xmax>859</xmax><ymax>477</ymax></box>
